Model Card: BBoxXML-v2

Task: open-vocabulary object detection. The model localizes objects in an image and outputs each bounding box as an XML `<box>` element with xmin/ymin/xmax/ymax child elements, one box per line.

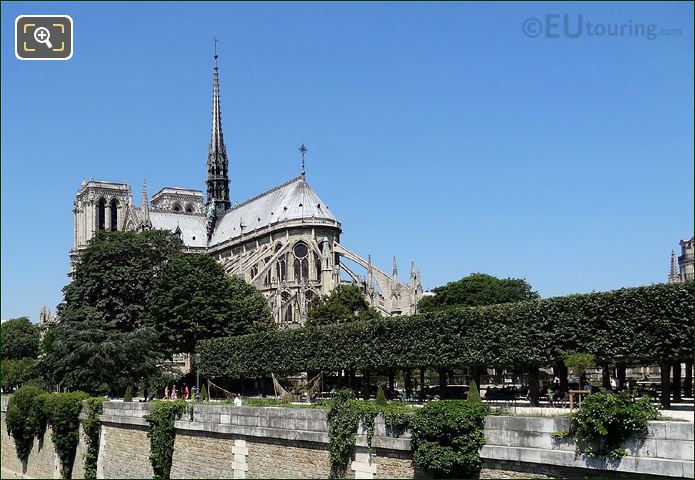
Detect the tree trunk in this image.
<box><xmin>420</xmin><ymin>368</ymin><xmax>426</xmax><ymax>400</ymax></box>
<box><xmin>602</xmin><ymin>364</ymin><xmax>611</xmax><ymax>389</ymax></box>
<box><xmin>472</xmin><ymin>366</ymin><xmax>482</xmax><ymax>389</ymax></box>
<box><xmin>363</xmin><ymin>370</ymin><xmax>371</xmax><ymax>400</ymax></box>
<box><xmin>448</xmin><ymin>368</ymin><xmax>455</xmax><ymax>385</ymax></box>
<box><xmin>438</xmin><ymin>367</ymin><xmax>448</xmax><ymax>399</ymax></box>
<box><xmin>672</xmin><ymin>361</ymin><xmax>682</xmax><ymax>403</ymax></box>
<box><xmin>388</xmin><ymin>368</ymin><xmax>396</xmax><ymax>391</ymax></box>
<box><xmin>405</xmin><ymin>369</ymin><xmax>413</xmax><ymax>399</ymax></box>
<box><xmin>528</xmin><ymin>366</ymin><xmax>540</xmax><ymax>407</ymax></box>
<box><xmin>554</xmin><ymin>361</ymin><xmax>569</xmax><ymax>392</ymax></box>
<box><xmin>617</xmin><ymin>363</ymin><xmax>627</xmax><ymax>391</ymax></box>
<box><xmin>684</xmin><ymin>360</ymin><xmax>693</xmax><ymax>398</ymax></box>
<box><xmin>660</xmin><ymin>360</ymin><xmax>671</xmax><ymax>410</ymax></box>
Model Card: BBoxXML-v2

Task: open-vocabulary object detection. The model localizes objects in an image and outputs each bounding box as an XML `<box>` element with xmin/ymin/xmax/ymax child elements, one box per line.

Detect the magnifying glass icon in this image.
<box><xmin>33</xmin><ymin>27</ymin><xmax>53</xmax><ymax>49</ymax></box>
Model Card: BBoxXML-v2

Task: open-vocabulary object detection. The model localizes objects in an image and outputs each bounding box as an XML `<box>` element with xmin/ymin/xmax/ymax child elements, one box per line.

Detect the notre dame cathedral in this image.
<box><xmin>70</xmin><ymin>51</ymin><xmax>423</xmax><ymax>328</ymax></box>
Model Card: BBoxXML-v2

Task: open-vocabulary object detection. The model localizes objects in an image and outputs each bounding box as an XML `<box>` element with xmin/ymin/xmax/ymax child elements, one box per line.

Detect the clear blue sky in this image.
<box><xmin>2</xmin><ymin>2</ymin><xmax>693</xmax><ymax>322</ymax></box>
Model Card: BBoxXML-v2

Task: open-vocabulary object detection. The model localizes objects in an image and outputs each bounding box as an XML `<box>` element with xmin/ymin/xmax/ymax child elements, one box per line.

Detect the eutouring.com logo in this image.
<box><xmin>522</xmin><ymin>14</ymin><xmax>682</xmax><ymax>40</ymax></box>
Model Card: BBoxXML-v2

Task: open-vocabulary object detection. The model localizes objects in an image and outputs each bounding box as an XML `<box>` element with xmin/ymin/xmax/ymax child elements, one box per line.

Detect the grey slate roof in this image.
<box><xmin>210</xmin><ymin>175</ymin><xmax>338</xmax><ymax>246</ymax></box>
<box><xmin>149</xmin><ymin>211</ymin><xmax>208</xmax><ymax>248</ymax></box>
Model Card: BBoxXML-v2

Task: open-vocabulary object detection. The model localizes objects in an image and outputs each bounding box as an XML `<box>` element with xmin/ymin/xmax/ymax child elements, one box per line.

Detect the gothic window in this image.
<box><xmin>293</xmin><ymin>242</ymin><xmax>309</xmax><ymax>282</ymax></box>
<box><xmin>110</xmin><ymin>199</ymin><xmax>119</xmax><ymax>231</ymax></box>
<box><xmin>306</xmin><ymin>290</ymin><xmax>315</xmax><ymax>305</ymax></box>
<box><xmin>250</xmin><ymin>264</ymin><xmax>258</xmax><ymax>279</ymax></box>
<box><xmin>185</xmin><ymin>203</ymin><xmax>194</xmax><ymax>213</ymax></box>
<box><xmin>277</xmin><ymin>255</ymin><xmax>287</xmax><ymax>282</ymax></box>
<box><xmin>173</xmin><ymin>202</ymin><xmax>182</xmax><ymax>213</ymax></box>
<box><xmin>97</xmin><ymin>198</ymin><xmax>107</xmax><ymax>230</ymax></box>
<box><xmin>302</xmin><ymin>258</ymin><xmax>309</xmax><ymax>281</ymax></box>
<box><xmin>264</xmin><ymin>257</ymin><xmax>272</xmax><ymax>286</ymax></box>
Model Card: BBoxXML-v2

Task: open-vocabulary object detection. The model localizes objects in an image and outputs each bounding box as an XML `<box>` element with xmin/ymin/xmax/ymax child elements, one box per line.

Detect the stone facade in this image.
<box><xmin>669</xmin><ymin>235</ymin><xmax>694</xmax><ymax>283</ymax></box>
<box><xmin>68</xmin><ymin>53</ymin><xmax>422</xmax><ymax>327</ymax></box>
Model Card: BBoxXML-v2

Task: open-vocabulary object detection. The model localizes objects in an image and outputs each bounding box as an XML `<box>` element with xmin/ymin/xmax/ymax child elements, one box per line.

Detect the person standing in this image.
<box><xmin>234</xmin><ymin>393</ymin><xmax>242</xmax><ymax>407</ymax></box>
<box><xmin>164</xmin><ymin>385</ymin><xmax>169</xmax><ymax>400</ymax></box>
<box><xmin>184</xmin><ymin>385</ymin><xmax>190</xmax><ymax>400</ymax></box>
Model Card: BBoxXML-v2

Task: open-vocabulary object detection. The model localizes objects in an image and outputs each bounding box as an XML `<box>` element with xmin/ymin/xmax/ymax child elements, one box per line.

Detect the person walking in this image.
<box><xmin>164</xmin><ymin>385</ymin><xmax>169</xmax><ymax>400</ymax></box>
<box><xmin>184</xmin><ymin>386</ymin><xmax>190</xmax><ymax>400</ymax></box>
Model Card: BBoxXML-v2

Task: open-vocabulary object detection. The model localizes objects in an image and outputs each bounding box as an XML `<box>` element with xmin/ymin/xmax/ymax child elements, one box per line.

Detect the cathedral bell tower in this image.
<box><xmin>206</xmin><ymin>37</ymin><xmax>231</xmax><ymax>222</ymax></box>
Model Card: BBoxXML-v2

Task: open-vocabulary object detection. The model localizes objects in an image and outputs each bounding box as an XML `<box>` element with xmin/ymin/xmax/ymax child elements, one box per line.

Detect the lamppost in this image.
<box><xmin>195</xmin><ymin>352</ymin><xmax>201</xmax><ymax>393</ymax></box>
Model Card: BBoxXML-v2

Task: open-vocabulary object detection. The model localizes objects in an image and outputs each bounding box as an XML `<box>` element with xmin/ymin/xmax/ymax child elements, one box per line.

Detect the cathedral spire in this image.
<box><xmin>299</xmin><ymin>144</ymin><xmax>308</xmax><ymax>177</ymax></box>
<box><xmin>206</xmin><ymin>34</ymin><xmax>231</xmax><ymax>215</ymax></box>
<box><xmin>392</xmin><ymin>256</ymin><xmax>398</xmax><ymax>279</ymax></box>
<box><xmin>669</xmin><ymin>250</ymin><xmax>680</xmax><ymax>283</ymax></box>
<box><xmin>140</xmin><ymin>179</ymin><xmax>151</xmax><ymax>230</ymax></box>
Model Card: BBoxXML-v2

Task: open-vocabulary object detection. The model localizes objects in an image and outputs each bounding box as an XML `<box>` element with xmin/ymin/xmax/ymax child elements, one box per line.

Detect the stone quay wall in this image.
<box><xmin>481</xmin><ymin>415</ymin><xmax>694</xmax><ymax>478</ymax></box>
<box><xmin>2</xmin><ymin>396</ymin><xmax>693</xmax><ymax>479</ymax></box>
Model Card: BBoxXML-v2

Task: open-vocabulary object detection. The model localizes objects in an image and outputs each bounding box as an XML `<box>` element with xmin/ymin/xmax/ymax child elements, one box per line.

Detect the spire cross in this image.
<box><xmin>299</xmin><ymin>144</ymin><xmax>308</xmax><ymax>176</ymax></box>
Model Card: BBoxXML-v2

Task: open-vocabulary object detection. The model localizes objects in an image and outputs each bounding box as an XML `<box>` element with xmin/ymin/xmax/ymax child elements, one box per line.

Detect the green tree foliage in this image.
<box><xmin>306</xmin><ymin>285</ymin><xmax>381</xmax><ymax>326</ymax></box>
<box><xmin>1</xmin><ymin>358</ymin><xmax>38</xmax><ymax>390</ymax></box>
<box><xmin>199</xmin><ymin>282</ymin><xmax>693</xmax><ymax>378</ymax></box>
<box><xmin>41</xmin><ymin>324</ymin><xmax>57</xmax><ymax>356</ymax></box>
<box><xmin>124</xmin><ymin>385</ymin><xmax>133</xmax><ymax>402</ymax></box>
<box><xmin>1</xmin><ymin>317</ymin><xmax>39</xmax><ymax>360</ymax></box>
<box><xmin>418</xmin><ymin>273</ymin><xmax>539</xmax><ymax>312</ymax></box>
<box><xmin>62</xmin><ymin>230</ymin><xmax>182</xmax><ymax>332</ymax></box>
<box><xmin>42</xmin><ymin>230</ymin><xmax>182</xmax><ymax>394</ymax></box>
<box><xmin>41</xmin><ymin>312</ymin><xmax>166</xmax><ymax>395</ymax></box>
<box><xmin>467</xmin><ymin>380</ymin><xmax>481</xmax><ymax>403</ymax></box>
<box><xmin>199</xmin><ymin>383</ymin><xmax>208</xmax><ymax>401</ymax></box>
<box><xmin>410</xmin><ymin>400</ymin><xmax>489</xmax><ymax>478</ymax></box>
<box><xmin>564</xmin><ymin>352</ymin><xmax>595</xmax><ymax>375</ymax></box>
<box><xmin>146</xmin><ymin>254</ymin><xmax>275</xmax><ymax>354</ymax></box>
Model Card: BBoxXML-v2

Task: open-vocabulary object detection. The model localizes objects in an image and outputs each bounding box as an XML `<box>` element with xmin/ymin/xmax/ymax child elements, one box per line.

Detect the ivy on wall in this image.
<box><xmin>552</xmin><ymin>391</ymin><xmax>659</xmax><ymax>458</ymax></box>
<box><xmin>5</xmin><ymin>386</ymin><xmax>46</xmax><ymax>463</ymax></box>
<box><xmin>326</xmin><ymin>389</ymin><xmax>413</xmax><ymax>478</ymax></box>
<box><xmin>5</xmin><ymin>387</ymin><xmax>101</xmax><ymax>479</ymax></box>
<box><xmin>81</xmin><ymin>396</ymin><xmax>107</xmax><ymax>479</ymax></box>
<box><xmin>199</xmin><ymin>282</ymin><xmax>693</xmax><ymax>377</ymax></box>
<box><xmin>144</xmin><ymin>400</ymin><xmax>189</xmax><ymax>479</ymax></box>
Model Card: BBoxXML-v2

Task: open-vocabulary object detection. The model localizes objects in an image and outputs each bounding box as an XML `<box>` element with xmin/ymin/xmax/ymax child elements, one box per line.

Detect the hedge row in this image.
<box><xmin>198</xmin><ymin>282</ymin><xmax>694</xmax><ymax>378</ymax></box>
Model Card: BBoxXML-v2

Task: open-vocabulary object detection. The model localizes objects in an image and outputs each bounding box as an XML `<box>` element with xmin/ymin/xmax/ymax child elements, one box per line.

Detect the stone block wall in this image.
<box><xmin>480</xmin><ymin>415</ymin><xmax>695</xmax><ymax>478</ymax></box>
<box><xmin>2</xmin><ymin>395</ymin><xmax>693</xmax><ymax>479</ymax></box>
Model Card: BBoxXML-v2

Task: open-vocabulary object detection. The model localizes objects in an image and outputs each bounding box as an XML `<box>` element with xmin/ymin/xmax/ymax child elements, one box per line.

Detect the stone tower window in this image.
<box><xmin>97</xmin><ymin>198</ymin><xmax>107</xmax><ymax>230</ymax></box>
<box><xmin>110</xmin><ymin>199</ymin><xmax>119</xmax><ymax>231</ymax></box>
<box><xmin>173</xmin><ymin>202</ymin><xmax>182</xmax><ymax>213</ymax></box>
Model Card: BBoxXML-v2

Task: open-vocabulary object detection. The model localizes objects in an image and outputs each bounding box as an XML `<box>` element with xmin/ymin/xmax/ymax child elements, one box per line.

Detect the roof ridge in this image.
<box><xmin>223</xmin><ymin>175</ymin><xmax>304</xmax><ymax>216</ymax></box>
